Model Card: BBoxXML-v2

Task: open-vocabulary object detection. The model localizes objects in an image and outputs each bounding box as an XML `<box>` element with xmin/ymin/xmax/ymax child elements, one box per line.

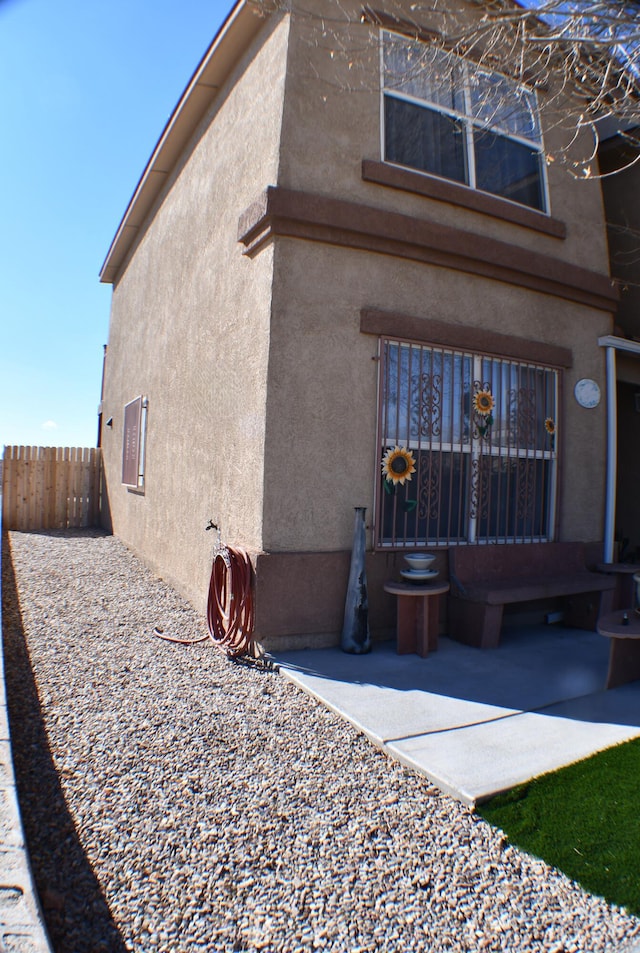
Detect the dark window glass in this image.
<box><xmin>384</xmin><ymin>95</ymin><xmax>467</xmax><ymax>184</ymax></box>
<box><xmin>476</xmin><ymin>457</ymin><xmax>552</xmax><ymax>541</ymax></box>
<box><xmin>474</xmin><ymin>128</ymin><xmax>545</xmax><ymax>211</ymax></box>
<box><xmin>380</xmin><ymin>451</ymin><xmax>469</xmax><ymax>545</ymax></box>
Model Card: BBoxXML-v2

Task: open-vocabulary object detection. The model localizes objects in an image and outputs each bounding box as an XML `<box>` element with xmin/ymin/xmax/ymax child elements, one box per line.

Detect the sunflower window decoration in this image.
<box><xmin>545</xmin><ymin>417</ymin><xmax>556</xmax><ymax>451</ymax></box>
<box><xmin>381</xmin><ymin>446</ymin><xmax>418</xmax><ymax>512</ymax></box>
<box><xmin>472</xmin><ymin>385</ymin><xmax>495</xmax><ymax>439</ymax></box>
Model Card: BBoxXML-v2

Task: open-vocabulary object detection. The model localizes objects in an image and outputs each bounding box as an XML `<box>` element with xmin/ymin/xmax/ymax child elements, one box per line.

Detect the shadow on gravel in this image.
<box><xmin>2</xmin><ymin>532</ymin><xmax>127</xmax><ymax>953</ymax></box>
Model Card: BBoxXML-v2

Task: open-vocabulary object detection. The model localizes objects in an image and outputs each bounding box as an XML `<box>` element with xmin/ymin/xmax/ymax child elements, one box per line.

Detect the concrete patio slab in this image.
<box><xmin>389</xmin><ymin>703</ymin><xmax>640</xmax><ymax>805</ymax></box>
<box><xmin>276</xmin><ymin>624</ymin><xmax>640</xmax><ymax>806</ymax></box>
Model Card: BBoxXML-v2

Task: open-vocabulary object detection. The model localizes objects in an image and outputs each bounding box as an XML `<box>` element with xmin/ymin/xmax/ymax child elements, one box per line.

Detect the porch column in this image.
<box><xmin>602</xmin><ymin>343</ymin><xmax>617</xmax><ymax>564</ymax></box>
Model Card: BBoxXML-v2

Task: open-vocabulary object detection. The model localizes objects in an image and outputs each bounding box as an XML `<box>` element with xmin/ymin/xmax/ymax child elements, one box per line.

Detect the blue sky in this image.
<box><xmin>0</xmin><ymin>0</ymin><xmax>230</xmax><ymax>449</ymax></box>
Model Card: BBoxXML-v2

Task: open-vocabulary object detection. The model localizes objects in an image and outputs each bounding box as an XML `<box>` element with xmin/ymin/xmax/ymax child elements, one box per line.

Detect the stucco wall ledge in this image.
<box><xmin>237</xmin><ymin>186</ymin><xmax>619</xmax><ymax>313</ymax></box>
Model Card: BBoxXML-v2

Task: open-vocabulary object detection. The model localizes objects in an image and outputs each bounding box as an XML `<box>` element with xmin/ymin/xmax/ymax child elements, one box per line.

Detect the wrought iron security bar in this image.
<box><xmin>376</xmin><ymin>337</ymin><xmax>558</xmax><ymax>548</ymax></box>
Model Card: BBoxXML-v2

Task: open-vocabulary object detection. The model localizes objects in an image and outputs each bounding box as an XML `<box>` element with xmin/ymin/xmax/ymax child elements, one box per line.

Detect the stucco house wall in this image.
<box><xmin>100</xmin><ymin>14</ymin><xmax>290</xmax><ymax>609</ymax></box>
<box><xmin>278</xmin><ymin>0</ymin><xmax>611</xmax><ymax>274</ymax></box>
<box><xmin>100</xmin><ymin>0</ymin><xmax>619</xmax><ymax>648</ymax></box>
<box><xmin>262</xmin><ymin>241</ymin><xmax>612</xmax><ymax>553</ymax></box>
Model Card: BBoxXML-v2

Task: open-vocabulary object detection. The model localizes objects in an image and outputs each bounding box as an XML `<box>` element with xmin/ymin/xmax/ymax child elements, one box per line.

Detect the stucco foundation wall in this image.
<box><xmin>261</xmin><ymin>237</ymin><xmax>612</xmax><ymax>554</ymax></box>
<box><xmin>100</xmin><ymin>16</ymin><xmax>289</xmax><ymax>612</ymax></box>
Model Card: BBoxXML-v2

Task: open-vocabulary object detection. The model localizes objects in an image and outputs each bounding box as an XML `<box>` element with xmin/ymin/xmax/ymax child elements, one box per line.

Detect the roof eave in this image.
<box><xmin>100</xmin><ymin>0</ymin><xmax>269</xmax><ymax>285</ymax></box>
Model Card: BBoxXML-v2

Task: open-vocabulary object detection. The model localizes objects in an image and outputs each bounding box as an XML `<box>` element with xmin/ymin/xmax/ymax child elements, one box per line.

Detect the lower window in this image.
<box><xmin>376</xmin><ymin>339</ymin><xmax>558</xmax><ymax>547</ymax></box>
<box><xmin>122</xmin><ymin>395</ymin><xmax>148</xmax><ymax>490</ymax></box>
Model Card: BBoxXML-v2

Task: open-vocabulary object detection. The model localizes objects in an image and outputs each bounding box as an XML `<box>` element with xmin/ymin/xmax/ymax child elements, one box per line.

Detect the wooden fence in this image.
<box><xmin>1</xmin><ymin>446</ymin><xmax>102</xmax><ymax>532</ymax></box>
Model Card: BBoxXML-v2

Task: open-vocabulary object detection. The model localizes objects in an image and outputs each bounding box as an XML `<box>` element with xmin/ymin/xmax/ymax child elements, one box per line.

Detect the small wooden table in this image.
<box><xmin>596</xmin><ymin>563</ymin><xmax>640</xmax><ymax>610</ymax></box>
<box><xmin>596</xmin><ymin>609</ymin><xmax>640</xmax><ymax>689</ymax></box>
<box><xmin>383</xmin><ymin>580</ymin><xmax>449</xmax><ymax>657</ymax></box>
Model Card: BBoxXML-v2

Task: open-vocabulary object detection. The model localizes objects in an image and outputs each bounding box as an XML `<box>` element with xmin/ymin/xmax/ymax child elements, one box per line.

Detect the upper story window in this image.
<box><xmin>381</xmin><ymin>31</ymin><xmax>548</xmax><ymax>213</ymax></box>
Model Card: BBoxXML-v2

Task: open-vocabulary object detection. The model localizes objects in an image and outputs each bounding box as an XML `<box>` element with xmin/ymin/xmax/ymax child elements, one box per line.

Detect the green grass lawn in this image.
<box><xmin>477</xmin><ymin>738</ymin><xmax>640</xmax><ymax>915</ymax></box>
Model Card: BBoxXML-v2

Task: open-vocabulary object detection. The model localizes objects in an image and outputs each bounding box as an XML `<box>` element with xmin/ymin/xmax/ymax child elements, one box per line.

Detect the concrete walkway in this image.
<box><xmin>276</xmin><ymin>623</ymin><xmax>640</xmax><ymax>807</ymax></box>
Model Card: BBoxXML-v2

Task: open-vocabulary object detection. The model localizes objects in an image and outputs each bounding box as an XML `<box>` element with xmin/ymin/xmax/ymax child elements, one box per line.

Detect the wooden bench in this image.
<box><xmin>448</xmin><ymin>543</ymin><xmax>616</xmax><ymax>649</ymax></box>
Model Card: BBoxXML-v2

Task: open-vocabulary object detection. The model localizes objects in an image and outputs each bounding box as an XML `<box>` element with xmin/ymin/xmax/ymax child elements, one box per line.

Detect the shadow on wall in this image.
<box><xmin>99</xmin><ymin>466</ymin><xmax>113</xmax><ymax>535</ymax></box>
<box><xmin>1</xmin><ymin>533</ymin><xmax>127</xmax><ymax>953</ymax></box>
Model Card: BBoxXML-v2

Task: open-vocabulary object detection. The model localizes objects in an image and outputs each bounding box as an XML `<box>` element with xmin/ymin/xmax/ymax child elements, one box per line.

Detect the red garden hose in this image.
<box><xmin>206</xmin><ymin>546</ymin><xmax>255</xmax><ymax>657</ymax></box>
<box><xmin>153</xmin><ymin>542</ymin><xmax>256</xmax><ymax>658</ymax></box>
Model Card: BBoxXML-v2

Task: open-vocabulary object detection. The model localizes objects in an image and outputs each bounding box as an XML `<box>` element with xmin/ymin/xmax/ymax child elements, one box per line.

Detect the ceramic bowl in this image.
<box><xmin>404</xmin><ymin>553</ymin><xmax>436</xmax><ymax>570</ymax></box>
<box><xmin>400</xmin><ymin>568</ymin><xmax>439</xmax><ymax>583</ymax></box>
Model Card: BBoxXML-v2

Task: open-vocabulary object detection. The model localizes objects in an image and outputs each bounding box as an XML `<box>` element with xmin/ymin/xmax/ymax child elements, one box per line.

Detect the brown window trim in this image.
<box><xmin>362</xmin><ymin>160</ymin><xmax>566</xmax><ymax>239</ymax></box>
<box><xmin>361</xmin><ymin>309</ymin><xmax>573</xmax><ymax>369</ymax></box>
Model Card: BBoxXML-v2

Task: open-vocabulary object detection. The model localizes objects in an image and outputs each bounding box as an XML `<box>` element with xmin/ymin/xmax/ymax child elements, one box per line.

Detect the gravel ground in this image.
<box><xmin>2</xmin><ymin>528</ymin><xmax>640</xmax><ymax>953</ymax></box>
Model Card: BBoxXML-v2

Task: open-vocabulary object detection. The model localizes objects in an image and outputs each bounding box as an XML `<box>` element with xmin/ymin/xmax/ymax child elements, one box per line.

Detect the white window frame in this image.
<box><xmin>380</xmin><ymin>29</ymin><xmax>550</xmax><ymax>214</ymax></box>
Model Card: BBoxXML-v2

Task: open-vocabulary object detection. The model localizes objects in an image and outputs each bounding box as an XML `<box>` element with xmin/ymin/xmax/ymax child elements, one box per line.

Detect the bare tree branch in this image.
<box><xmin>265</xmin><ymin>0</ymin><xmax>640</xmax><ymax>177</ymax></box>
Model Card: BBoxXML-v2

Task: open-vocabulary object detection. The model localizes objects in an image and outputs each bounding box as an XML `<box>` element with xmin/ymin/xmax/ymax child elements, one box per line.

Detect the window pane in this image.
<box><xmin>383</xmin><ymin>34</ymin><xmax>465</xmax><ymax>113</ymax></box>
<box><xmin>385</xmin><ymin>95</ymin><xmax>467</xmax><ymax>183</ymax></box>
<box><xmin>475</xmin><ymin>457</ymin><xmax>552</xmax><ymax>541</ymax></box>
<box><xmin>474</xmin><ymin>128</ymin><xmax>545</xmax><ymax>210</ymax></box>
<box><xmin>382</xmin><ymin>342</ymin><xmax>471</xmax><ymax>446</ymax></box>
<box><xmin>478</xmin><ymin>359</ymin><xmax>555</xmax><ymax>450</ymax></box>
<box><xmin>470</xmin><ymin>71</ymin><xmax>541</xmax><ymax>142</ymax></box>
<box><xmin>380</xmin><ymin>450</ymin><xmax>469</xmax><ymax>544</ymax></box>
<box><xmin>377</xmin><ymin>340</ymin><xmax>557</xmax><ymax>547</ymax></box>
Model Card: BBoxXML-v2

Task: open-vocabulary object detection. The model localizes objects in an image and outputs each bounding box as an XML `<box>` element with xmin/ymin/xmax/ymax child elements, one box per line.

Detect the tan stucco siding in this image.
<box><xmin>101</xmin><ymin>16</ymin><xmax>289</xmax><ymax>611</ymax></box>
<box><xmin>261</xmin><ymin>236</ymin><xmax>612</xmax><ymax>552</ymax></box>
<box><xmin>277</xmin><ymin>0</ymin><xmax>610</xmax><ymax>276</ymax></box>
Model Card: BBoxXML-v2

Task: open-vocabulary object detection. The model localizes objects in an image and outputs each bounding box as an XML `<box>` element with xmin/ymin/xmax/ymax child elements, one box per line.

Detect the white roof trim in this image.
<box><xmin>598</xmin><ymin>335</ymin><xmax>640</xmax><ymax>356</ymax></box>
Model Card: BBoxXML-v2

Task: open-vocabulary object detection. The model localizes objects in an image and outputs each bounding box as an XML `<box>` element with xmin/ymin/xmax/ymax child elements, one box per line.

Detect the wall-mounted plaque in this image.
<box><xmin>574</xmin><ymin>378</ymin><xmax>601</xmax><ymax>409</ymax></box>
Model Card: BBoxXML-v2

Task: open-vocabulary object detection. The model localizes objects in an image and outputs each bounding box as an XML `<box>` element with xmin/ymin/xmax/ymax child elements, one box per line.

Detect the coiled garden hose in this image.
<box><xmin>153</xmin><ymin>545</ymin><xmax>256</xmax><ymax>658</ymax></box>
<box><xmin>206</xmin><ymin>546</ymin><xmax>255</xmax><ymax>657</ymax></box>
